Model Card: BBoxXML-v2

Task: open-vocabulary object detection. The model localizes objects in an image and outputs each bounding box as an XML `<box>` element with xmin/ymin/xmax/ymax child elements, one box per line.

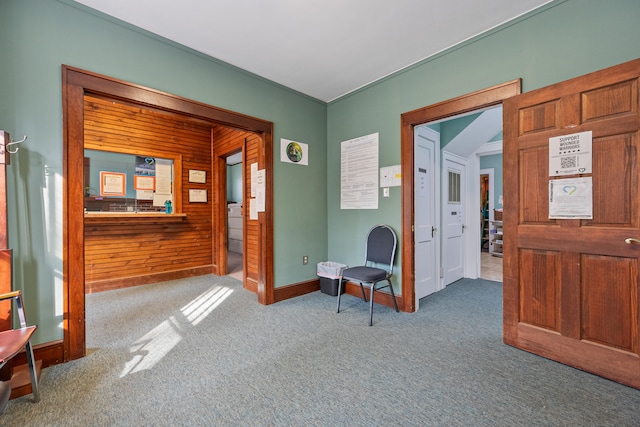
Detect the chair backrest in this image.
<box><xmin>364</xmin><ymin>224</ymin><xmax>397</xmax><ymax>273</ymax></box>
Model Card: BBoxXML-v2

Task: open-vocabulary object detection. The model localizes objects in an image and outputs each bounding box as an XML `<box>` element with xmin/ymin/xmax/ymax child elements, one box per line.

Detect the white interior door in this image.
<box><xmin>442</xmin><ymin>151</ymin><xmax>466</xmax><ymax>286</ymax></box>
<box><xmin>414</xmin><ymin>126</ymin><xmax>440</xmax><ymax>307</ymax></box>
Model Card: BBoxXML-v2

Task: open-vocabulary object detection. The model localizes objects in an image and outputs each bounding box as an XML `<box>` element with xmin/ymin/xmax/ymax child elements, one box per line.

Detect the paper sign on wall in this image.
<box><xmin>340</xmin><ymin>132</ymin><xmax>379</xmax><ymax>209</ymax></box>
<box><xmin>549</xmin><ymin>131</ymin><xmax>592</xmax><ymax>176</ymax></box>
<box><xmin>549</xmin><ymin>177</ymin><xmax>592</xmax><ymax>219</ymax></box>
<box><xmin>380</xmin><ymin>165</ymin><xmax>401</xmax><ymax>188</ymax></box>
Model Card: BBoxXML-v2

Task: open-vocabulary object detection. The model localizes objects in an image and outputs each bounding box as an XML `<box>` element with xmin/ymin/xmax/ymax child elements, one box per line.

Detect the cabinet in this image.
<box><xmin>228</xmin><ymin>203</ymin><xmax>243</xmax><ymax>254</ymax></box>
<box><xmin>489</xmin><ymin>220</ymin><xmax>503</xmax><ymax>257</ymax></box>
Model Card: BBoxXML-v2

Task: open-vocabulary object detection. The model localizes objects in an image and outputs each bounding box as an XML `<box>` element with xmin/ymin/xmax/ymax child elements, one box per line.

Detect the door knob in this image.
<box><xmin>624</xmin><ymin>238</ymin><xmax>640</xmax><ymax>245</ymax></box>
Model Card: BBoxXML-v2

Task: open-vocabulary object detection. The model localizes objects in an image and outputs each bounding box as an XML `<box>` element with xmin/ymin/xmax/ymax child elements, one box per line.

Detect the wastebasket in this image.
<box><xmin>317</xmin><ymin>261</ymin><xmax>348</xmax><ymax>296</ymax></box>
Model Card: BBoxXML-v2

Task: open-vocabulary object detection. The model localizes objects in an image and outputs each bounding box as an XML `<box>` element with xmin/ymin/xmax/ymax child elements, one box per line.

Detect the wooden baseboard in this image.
<box><xmin>271</xmin><ymin>278</ymin><xmax>405</xmax><ymax>310</ymax></box>
<box><xmin>273</xmin><ymin>278</ymin><xmax>320</xmax><ymax>302</ymax></box>
<box><xmin>86</xmin><ymin>265</ymin><xmax>215</xmax><ymax>293</ymax></box>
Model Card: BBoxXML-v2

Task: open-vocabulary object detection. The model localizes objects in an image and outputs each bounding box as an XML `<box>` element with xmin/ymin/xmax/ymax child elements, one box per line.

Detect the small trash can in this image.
<box><xmin>317</xmin><ymin>261</ymin><xmax>348</xmax><ymax>296</ymax></box>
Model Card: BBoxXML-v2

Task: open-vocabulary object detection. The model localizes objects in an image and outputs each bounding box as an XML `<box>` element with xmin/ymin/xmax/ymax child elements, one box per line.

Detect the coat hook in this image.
<box><xmin>7</xmin><ymin>135</ymin><xmax>27</xmax><ymax>154</ymax></box>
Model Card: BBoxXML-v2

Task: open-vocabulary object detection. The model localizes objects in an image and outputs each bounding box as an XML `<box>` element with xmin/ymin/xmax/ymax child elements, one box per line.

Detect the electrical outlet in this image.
<box><xmin>303</xmin><ymin>256</ymin><xmax>308</xmax><ymax>265</ymax></box>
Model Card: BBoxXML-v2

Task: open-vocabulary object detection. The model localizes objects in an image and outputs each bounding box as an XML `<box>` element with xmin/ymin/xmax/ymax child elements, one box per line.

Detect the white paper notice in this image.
<box><xmin>549</xmin><ymin>131</ymin><xmax>592</xmax><ymax>176</ymax></box>
<box><xmin>251</xmin><ymin>163</ymin><xmax>258</xmax><ymax>197</ymax></box>
<box><xmin>380</xmin><ymin>165</ymin><xmax>401</xmax><ymax>188</ymax></box>
<box><xmin>249</xmin><ymin>198</ymin><xmax>258</xmax><ymax>220</ymax></box>
<box><xmin>549</xmin><ymin>177</ymin><xmax>593</xmax><ymax>219</ymax></box>
<box><xmin>136</xmin><ymin>189</ymin><xmax>154</xmax><ymax>200</ymax></box>
<box><xmin>155</xmin><ymin>159</ymin><xmax>173</xmax><ymax>195</ymax></box>
<box><xmin>341</xmin><ymin>132</ymin><xmax>379</xmax><ymax>209</ymax></box>
<box><xmin>256</xmin><ymin>169</ymin><xmax>266</xmax><ymax>212</ymax></box>
<box><xmin>153</xmin><ymin>193</ymin><xmax>173</xmax><ymax>207</ymax></box>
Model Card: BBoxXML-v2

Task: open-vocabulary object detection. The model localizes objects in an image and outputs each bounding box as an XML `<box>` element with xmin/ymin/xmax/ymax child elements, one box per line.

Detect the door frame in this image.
<box><xmin>62</xmin><ymin>65</ymin><xmax>274</xmax><ymax>361</ymax></box>
<box><xmin>400</xmin><ymin>79</ymin><xmax>521</xmax><ymax>312</ymax></box>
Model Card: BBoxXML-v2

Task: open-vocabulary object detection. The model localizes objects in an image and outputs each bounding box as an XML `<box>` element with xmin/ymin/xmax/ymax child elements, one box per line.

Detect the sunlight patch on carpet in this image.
<box><xmin>120</xmin><ymin>316</ymin><xmax>182</xmax><ymax>377</ymax></box>
<box><xmin>119</xmin><ymin>285</ymin><xmax>233</xmax><ymax>377</ymax></box>
<box><xmin>182</xmin><ymin>285</ymin><xmax>233</xmax><ymax>326</ymax></box>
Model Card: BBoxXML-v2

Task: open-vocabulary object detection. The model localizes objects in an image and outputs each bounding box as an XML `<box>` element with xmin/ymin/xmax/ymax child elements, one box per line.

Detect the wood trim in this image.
<box><xmin>214</xmin><ymin>155</ymin><xmax>229</xmax><ymax>276</ymax></box>
<box><xmin>273</xmin><ymin>278</ymin><xmax>321</xmax><ymax>302</ymax></box>
<box><xmin>62</xmin><ymin>65</ymin><xmax>274</xmax><ymax>362</ymax></box>
<box><xmin>86</xmin><ymin>265</ymin><xmax>215</xmax><ymax>294</ymax></box>
<box><xmin>84</xmin><ymin>213</ymin><xmax>187</xmax><ymax>223</ymax></box>
<box><xmin>400</xmin><ymin>80</ymin><xmax>521</xmax><ymax>312</ymax></box>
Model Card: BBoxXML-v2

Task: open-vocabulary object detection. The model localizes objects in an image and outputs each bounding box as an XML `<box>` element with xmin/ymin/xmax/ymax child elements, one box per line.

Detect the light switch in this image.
<box><xmin>383</xmin><ymin>187</ymin><xmax>390</xmax><ymax>197</ymax></box>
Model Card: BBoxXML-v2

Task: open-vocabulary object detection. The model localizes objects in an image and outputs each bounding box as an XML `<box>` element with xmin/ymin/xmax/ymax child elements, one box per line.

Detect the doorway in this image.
<box><xmin>413</xmin><ymin>107</ymin><xmax>504</xmax><ymax>305</ymax></box>
<box><xmin>400</xmin><ymin>79</ymin><xmax>521</xmax><ymax>312</ymax></box>
<box><xmin>63</xmin><ymin>66</ymin><xmax>274</xmax><ymax>362</ymax></box>
<box><xmin>226</xmin><ymin>152</ymin><xmax>243</xmax><ymax>281</ymax></box>
<box><xmin>480</xmin><ymin>171</ymin><xmax>491</xmax><ymax>254</ymax></box>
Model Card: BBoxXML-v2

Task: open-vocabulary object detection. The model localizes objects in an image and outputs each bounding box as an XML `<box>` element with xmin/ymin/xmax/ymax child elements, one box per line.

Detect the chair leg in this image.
<box><xmin>388</xmin><ymin>279</ymin><xmax>399</xmax><ymax>313</ymax></box>
<box><xmin>25</xmin><ymin>341</ymin><xmax>40</xmax><ymax>402</ymax></box>
<box><xmin>369</xmin><ymin>283</ymin><xmax>376</xmax><ymax>326</ymax></box>
<box><xmin>336</xmin><ymin>278</ymin><xmax>343</xmax><ymax>313</ymax></box>
<box><xmin>359</xmin><ymin>283</ymin><xmax>367</xmax><ymax>302</ymax></box>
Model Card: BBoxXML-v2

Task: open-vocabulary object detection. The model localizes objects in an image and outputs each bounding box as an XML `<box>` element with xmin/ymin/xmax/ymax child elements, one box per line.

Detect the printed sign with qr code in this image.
<box><xmin>548</xmin><ymin>131</ymin><xmax>592</xmax><ymax>177</ymax></box>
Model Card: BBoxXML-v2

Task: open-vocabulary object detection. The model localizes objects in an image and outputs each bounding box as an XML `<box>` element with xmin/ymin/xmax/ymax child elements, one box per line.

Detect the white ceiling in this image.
<box><xmin>73</xmin><ymin>0</ymin><xmax>552</xmax><ymax>102</ymax></box>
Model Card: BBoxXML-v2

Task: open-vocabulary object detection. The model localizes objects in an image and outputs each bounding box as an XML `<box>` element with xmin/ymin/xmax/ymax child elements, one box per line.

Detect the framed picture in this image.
<box><xmin>100</xmin><ymin>171</ymin><xmax>126</xmax><ymax>196</ymax></box>
<box><xmin>189</xmin><ymin>169</ymin><xmax>206</xmax><ymax>183</ymax></box>
<box><xmin>134</xmin><ymin>175</ymin><xmax>155</xmax><ymax>191</ymax></box>
<box><xmin>189</xmin><ymin>189</ymin><xmax>208</xmax><ymax>203</ymax></box>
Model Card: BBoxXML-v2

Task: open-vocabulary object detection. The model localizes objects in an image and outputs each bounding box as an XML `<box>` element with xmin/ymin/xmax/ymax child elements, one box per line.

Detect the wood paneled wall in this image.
<box><xmin>83</xmin><ymin>95</ymin><xmax>213</xmax><ymax>292</ymax></box>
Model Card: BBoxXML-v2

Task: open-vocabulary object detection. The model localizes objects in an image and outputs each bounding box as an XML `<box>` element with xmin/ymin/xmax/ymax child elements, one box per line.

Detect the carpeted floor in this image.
<box><xmin>3</xmin><ymin>276</ymin><xmax>640</xmax><ymax>426</ymax></box>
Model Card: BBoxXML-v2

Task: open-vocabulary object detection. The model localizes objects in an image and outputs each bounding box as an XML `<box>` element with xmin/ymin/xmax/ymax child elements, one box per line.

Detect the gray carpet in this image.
<box><xmin>3</xmin><ymin>276</ymin><xmax>640</xmax><ymax>426</ymax></box>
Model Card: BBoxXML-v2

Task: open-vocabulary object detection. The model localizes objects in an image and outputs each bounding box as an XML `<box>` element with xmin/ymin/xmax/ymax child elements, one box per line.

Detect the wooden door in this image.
<box><xmin>503</xmin><ymin>58</ymin><xmax>640</xmax><ymax>389</ymax></box>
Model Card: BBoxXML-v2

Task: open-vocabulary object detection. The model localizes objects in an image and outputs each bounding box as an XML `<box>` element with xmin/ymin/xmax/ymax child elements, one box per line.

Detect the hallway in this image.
<box><xmin>480</xmin><ymin>252</ymin><xmax>502</xmax><ymax>282</ymax></box>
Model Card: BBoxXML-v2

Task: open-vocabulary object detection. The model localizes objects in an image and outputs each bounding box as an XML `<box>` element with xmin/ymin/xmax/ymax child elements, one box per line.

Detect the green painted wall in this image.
<box><xmin>0</xmin><ymin>0</ymin><xmax>327</xmax><ymax>344</ymax></box>
<box><xmin>227</xmin><ymin>164</ymin><xmax>243</xmax><ymax>204</ymax></box>
<box><xmin>327</xmin><ymin>0</ymin><xmax>640</xmax><ymax>292</ymax></box>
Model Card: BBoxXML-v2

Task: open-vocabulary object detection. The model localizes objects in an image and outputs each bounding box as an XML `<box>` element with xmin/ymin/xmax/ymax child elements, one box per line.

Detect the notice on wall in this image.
<box><xmin>549</xmin><ymin>131</ymin><xmax>592</xmax><ymax>176</ymax></box>
<box><xmin>153</xmin><ymin>159</ymin><xmax>173</xmax><ymax>207</ymax></box>
<box><xmin>251</xmin><ymin>163</ymin><xmax>258</xmax><ymax>197</ymax></box>
<box><xmin>249</xmin><ymin>198</ymin><xmax>258</xmax><ymax>220</ymax></box>
<box><xmin>549</xmin><ymin>177</ymin><xmax>592</xmax><ymax>219</ymax></box>
<box><xmin>340</xmin><ymin>132</ymin><xmax>379</xmax><ymax>209</ymax></box>
<box><xmin>380</xmin><ymin>165</ymin><xmax>401</xmax><ymax>188</ymax></box>
<box><xmin>256</xmin><ymin>169</ymin><xmax>266</xmax><ymax>212</ymax></box>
